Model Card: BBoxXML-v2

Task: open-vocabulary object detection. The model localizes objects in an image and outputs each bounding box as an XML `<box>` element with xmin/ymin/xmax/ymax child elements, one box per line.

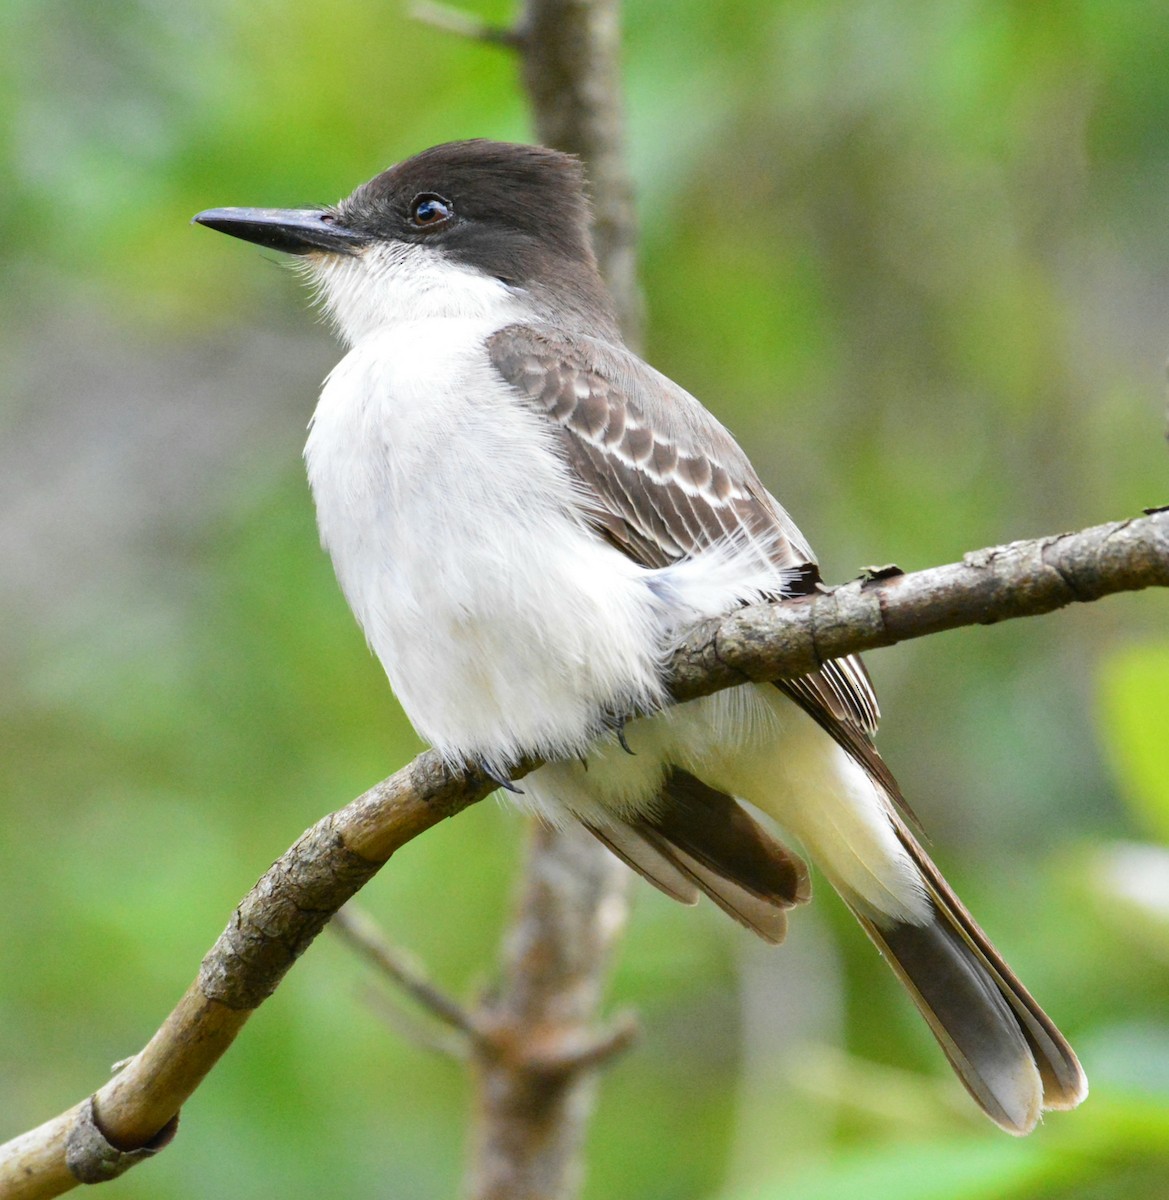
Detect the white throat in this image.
<box><xmin>299</xmin><ymin>241</ymin><xmax>526</xmax><ymax>346</ymax></box>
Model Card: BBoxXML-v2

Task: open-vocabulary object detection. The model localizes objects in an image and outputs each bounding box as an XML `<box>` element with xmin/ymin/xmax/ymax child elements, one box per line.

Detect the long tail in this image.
<box><xmin>744</xmin><ymin>684</ymin><xmax>1088</xmax><ymax>1133</ymax></box>
<box><xmin>579</xmin><ymin>761</ymin><xmax>1085</xmax><ymax>1134</ymax></box>
<box><xmin>852</xmin><ymin>814</ymin><xmax>1086</xmax><ymax>1134</ymax></box>
<box><xmin>550</xmin><ymin>680</ymin><xmax>1086</xmax><ymax>1133</ymax></box>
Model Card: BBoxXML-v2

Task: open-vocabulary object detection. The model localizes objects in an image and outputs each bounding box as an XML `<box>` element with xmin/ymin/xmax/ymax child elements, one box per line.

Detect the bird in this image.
<box><xmin>194</xmin><ymin>138</ymin><xmax>1086</xmax><ymax>1133</ymax></box>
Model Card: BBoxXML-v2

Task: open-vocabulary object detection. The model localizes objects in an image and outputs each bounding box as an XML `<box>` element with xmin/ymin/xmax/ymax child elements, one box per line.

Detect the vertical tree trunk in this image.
<box><xmin>467</xmin><ymin>824</ymin><xmax>631</xmax><ymax>1200</ymax></box>
<box><xmin>465</xmin><ymin>3</ymin><xmax>643</xmax><ymax>1197</ymax></box>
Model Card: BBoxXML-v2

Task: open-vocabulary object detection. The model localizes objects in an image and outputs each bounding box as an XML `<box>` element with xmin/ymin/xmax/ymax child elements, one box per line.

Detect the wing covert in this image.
<box><xmin>489</xmin><ymin>323</ymin><xmax>807</xmax><ymax>571</ymax></box>
<box><xmin>487</xmin><ymin>322</ymin><xmax>885</xmax><ymax>747</ymax></box>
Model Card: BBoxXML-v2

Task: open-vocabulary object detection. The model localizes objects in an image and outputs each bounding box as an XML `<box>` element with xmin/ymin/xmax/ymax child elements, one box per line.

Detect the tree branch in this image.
<box><xmin>465</xmin><ymin>823</ymin><xmax>635</xmax><ymax>1200</ymax></box>
<box><xmin>1</xmin><ymin>508</ymin><xmax>1165</xmax><ymax>1197</ymax></box>
<box><xmin>358</xmin><ymin>984</ymin><xmax>472</xmax><ymax>1061</ymax></box>
<box><xmin>332</xmin><ymin>905</ymin><xmax>481</xmax><ymax>1042</ymax></box>
<box><xmin>410</xmin><ymin>2</ymin><xmax>521</xmax><ymax>47</ymax></box>
<box><xmin>667</xmin><ymin>510</ymin><xmax>1169</xmax><ymax>701</ymax></box>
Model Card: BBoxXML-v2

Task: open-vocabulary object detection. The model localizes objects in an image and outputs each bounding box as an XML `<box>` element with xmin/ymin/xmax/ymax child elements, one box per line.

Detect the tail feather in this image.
<box><xmin>860</xmin><ymin>908</ymin><xmax>1043</xmax><ymax>1133</ymax></box>
<box><xmin>586</xmin><ymin>820</ymin><xmax>700</xmax><ymax>906</ymax></box>
<box><xmin>894</xmin><ymin>819</ymin><xmax>1087</xmax><ymax>1112</ymax></box>
<box><xmin>854</xmin><ymin>819</ymin><xmax>1086</xmax><ymax>1133</ymax></box>
<box><xmin>584</xmin><ymin>767</ymin><xmax>811</xmax><ymax>945</ymax></box>
<box><xmin>565</xmin><ymin>699</ymin><xmax>1085</xmax><ymax>1133</ymax></box>
<box><xmin>649</xmin><ymin>768</ymin><xmax>811</xmax><ymax>908</ymax></box>
<box><xmin>637</xmin><ymin>826</ymin><xmax>793</xmax><ymax>944</ymax></box>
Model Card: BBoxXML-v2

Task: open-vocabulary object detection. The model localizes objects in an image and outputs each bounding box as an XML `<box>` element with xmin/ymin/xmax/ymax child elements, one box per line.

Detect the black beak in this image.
<box><xmin>192</xmin><ymin>207</ymin><xmax>368</xmax><ymax>256</ymax></box>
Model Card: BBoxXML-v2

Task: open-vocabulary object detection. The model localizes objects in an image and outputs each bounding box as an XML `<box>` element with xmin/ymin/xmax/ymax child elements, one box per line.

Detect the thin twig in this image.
<box><xmin>332</xmin><ymin>905</ymin><xmax>480</xmax><ymax>1039</ymax></box>
<box><xmin>410</xmin><ymin>2</ymin><xmax>521</xmax><ymax>47</ymax></box>
<box><xmin>360</xmin><ymin>985</ymin><xmax>471</xmax><ymax>1060</ymax></box>
<box><xmin>524</xmin><ymin>1011</ymin><xmax>640</xmax><ymax>1076</ymax></box>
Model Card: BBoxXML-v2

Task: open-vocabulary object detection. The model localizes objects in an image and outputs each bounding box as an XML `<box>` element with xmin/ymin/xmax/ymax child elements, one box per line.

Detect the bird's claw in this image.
<box><xmin>477</xmin><ymin>757</ymin><xmax>524</xmax><ymax>794</ymax></box>
<box><xmin>610</xmin><ymin>714</ymin><xmax>635</xmax><ymax>756</ymax></box>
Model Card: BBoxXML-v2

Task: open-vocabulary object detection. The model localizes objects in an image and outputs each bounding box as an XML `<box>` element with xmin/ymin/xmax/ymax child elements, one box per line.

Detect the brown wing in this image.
<box><xmin>488</xmin><ymin>323</ymin><xmax>888</xmax><ymax>759</ymax></box>
<box><xmin>488</xmin><ymin>324</ymin><xmax>808</xmax><ymax>572</ymax></box>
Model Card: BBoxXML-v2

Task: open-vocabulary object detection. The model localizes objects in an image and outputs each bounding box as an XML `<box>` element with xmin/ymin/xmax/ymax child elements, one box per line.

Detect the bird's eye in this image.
<box><xmin>409</xmin><ymin>194</ymin><xmax>453</xmax><ymax>229</ymax></box>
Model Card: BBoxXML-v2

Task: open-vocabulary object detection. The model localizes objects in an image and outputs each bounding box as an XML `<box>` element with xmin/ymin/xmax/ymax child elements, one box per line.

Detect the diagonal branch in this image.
<box><xmin>410</xmin><ymin>2</ymin><xmax>522</xmax><ymax>47</ymax></box>
<box><xmin>2</xmin><ymin>509</ymin><xmax>1166</xmax><ymax>1198</ymax></box>
<box><xmin>332</xmin><ymin>905</ymin><xmax>482</xmax><ymax>1042</ymax></box>
<box><xmin>668</xmin><ymin>510</ymin><xmax>1169</xmax><ymax>700</ymax></box>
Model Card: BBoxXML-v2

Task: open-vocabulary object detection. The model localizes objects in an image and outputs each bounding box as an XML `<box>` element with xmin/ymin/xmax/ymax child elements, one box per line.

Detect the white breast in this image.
<box><xmin>304</xmin><ymin>316</ymin><xmax>671</xmax><ymax>767</ymax></box>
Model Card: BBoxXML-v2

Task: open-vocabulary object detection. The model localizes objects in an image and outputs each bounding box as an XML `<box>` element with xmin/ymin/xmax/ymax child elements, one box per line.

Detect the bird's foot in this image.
<box><xmin>477</xmin><ymin>757</ymin><xmax>524</xmax><ymax>794</ymax></box>
<box><xmin>606</xmin><ymin>713</ymin><xmax>635</xmax><ymax>756</ymax></box>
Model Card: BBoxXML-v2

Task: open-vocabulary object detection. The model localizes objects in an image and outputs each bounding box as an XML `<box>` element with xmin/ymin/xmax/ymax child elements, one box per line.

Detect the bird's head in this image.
<box><xmin>194</xmin><ymin>139</ymin><xmax>617</xmax><ymax>344</ymax></box>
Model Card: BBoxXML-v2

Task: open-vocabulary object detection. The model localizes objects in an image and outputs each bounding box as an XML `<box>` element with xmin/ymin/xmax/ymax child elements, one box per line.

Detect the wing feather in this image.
<box><xmin>488</xmin><ymin>323</ymin><xmax>884</xmax><ymax>757</ymax></box>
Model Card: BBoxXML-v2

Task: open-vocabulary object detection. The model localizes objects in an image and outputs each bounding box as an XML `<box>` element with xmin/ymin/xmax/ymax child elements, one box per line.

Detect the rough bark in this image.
<box><xmin>1</xmin><ymin>509</ymin><xmax>1166</xmax><ymax>1198</ymax></box>
<box><xmin>667</xmin><ymin>511</ymin><xmax>1169</xmax><ymax>700</ymax></box>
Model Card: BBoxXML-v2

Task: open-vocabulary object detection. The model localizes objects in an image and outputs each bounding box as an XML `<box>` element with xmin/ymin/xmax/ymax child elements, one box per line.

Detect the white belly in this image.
<box><xmin>305</xmin><ymin>317</ymin><xmax>927</xmax><ymax>924</ymax></box>
<box><xmin>304</xmin><ymin>318</ymin><xmax>669</xmax><ymax>766</ymax></box>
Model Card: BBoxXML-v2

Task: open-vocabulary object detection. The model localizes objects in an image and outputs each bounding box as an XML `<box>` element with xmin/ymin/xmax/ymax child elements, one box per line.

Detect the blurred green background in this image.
<box><xmin>3</xmin><ymin>1</ymin><xmax>1169</xmax><ymax>1196</ymax></box>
